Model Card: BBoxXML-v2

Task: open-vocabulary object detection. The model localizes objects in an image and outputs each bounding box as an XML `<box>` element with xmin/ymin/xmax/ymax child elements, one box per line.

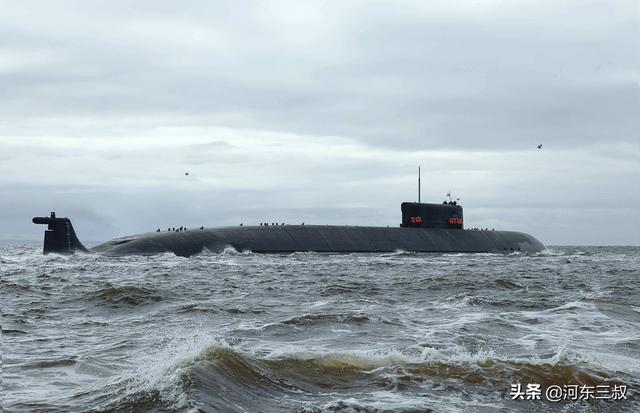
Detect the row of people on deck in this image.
<box><xmin>156</xmin><ymin>223</ymin><xmax>303</xmax><ymax>232</ymax></box>
<box><xmin>156</xmin><ymin>226</ymin><xmax>205</xmax><ymax>232</ymax></box>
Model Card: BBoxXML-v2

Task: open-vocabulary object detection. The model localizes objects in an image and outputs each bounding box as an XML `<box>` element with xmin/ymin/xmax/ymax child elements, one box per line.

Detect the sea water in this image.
<box><xmin>2</xmin><ymin>246</ymin><xmax>639</xmax><ymax>412</ymax></box>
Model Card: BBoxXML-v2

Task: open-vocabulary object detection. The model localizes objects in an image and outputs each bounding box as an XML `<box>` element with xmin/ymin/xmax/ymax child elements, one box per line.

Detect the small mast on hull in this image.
<box><xmin>418</xmin><ymin>166</ymin><xmax>421</xmax><ymax>204</ymax></box>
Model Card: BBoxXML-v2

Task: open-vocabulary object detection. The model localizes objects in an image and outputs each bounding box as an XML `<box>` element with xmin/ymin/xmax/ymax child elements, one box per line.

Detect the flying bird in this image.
<box><xmin>537</xmin><ymin>144</ymin><xmax>543</xmax><ymax>149</ymax></box>
<box><xmin>185</xmin><ymin>172</ymin><xmax>189</xmax><ymax>176</ymax></box>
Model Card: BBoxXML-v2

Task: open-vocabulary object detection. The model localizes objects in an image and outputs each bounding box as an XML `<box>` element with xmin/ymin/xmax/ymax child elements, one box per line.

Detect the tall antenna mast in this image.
<box><xmin>418</xmin><ymin>166</ymin><xmax>421</xmax><ymax>203</ymax></box>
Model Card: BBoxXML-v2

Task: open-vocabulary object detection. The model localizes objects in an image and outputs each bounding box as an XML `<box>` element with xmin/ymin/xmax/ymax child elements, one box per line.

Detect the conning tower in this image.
<box><xmin>400</xmin><ymin>202</ymin><xmax>463</xmax><ymax>229</ymax></box>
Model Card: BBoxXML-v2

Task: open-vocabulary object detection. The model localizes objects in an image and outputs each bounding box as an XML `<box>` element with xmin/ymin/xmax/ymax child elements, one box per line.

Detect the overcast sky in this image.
<box><xmin>1</xmin><ymin>0</ymin><xmax>638</xmax><ymax>245</ymax></box>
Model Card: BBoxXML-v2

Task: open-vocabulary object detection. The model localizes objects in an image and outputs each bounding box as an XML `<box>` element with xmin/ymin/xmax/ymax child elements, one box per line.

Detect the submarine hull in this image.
<box><xmin>91</xmin><ymin>225</ymin><xmax>545</xmax><ymax>257</ymax></box>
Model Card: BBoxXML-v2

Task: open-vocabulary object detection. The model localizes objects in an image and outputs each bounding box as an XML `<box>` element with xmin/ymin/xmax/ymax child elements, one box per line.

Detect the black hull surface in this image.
<box><xmin>91</xmin><ymin>225</ymin><xmax>545</xmax><ymax>257</ymax></box>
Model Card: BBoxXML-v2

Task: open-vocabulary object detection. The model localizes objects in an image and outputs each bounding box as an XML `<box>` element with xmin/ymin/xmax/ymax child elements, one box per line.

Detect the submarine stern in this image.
<box><xmin>32</xmin><ymin>212</ymin><xmax>89</xmax><ymax>254</ymax></box>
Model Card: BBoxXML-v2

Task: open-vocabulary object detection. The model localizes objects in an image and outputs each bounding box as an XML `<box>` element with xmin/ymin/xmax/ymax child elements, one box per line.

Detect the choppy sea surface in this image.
<box><xmin>2</xmin><ymin>245</ymin><xmax>639</xmax><ymax>412</ymax></box>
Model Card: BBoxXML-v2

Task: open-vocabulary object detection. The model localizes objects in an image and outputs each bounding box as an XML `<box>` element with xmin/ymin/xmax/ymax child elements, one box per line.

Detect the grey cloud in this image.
<box><xmin>2</xmin><ymin>1</ymin><xmax>637</xmax><ymax>150</ymax></box>
<box><xmin>1</xmin><ymin>0</ymin><xmax>638</xmax><ymax>245</ymax></box>
<box><xmin>189</xmin><ymin>140</ymin><xmax>233</xmax><ymax>149</ymax></box>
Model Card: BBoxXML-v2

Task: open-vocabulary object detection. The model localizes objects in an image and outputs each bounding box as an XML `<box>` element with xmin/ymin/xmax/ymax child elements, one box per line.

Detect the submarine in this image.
<box><xmin>32</xmin><ymin>200</ymin><xmax>545</xmax><ymax>257</ymax></box>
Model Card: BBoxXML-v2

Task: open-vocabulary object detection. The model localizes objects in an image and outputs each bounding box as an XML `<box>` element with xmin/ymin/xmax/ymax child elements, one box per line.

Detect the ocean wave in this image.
<box><xmin>1</xmin><ymin>280</ymin><xmax>33</xmax><ymax>291</ymax></box>
<box><xmin>494</xmin><ymin>279</ymin><xmax>524</xmax><ymax>289</ymax></box>
<box><xmin>85</xmin><ymin>285</ymin><xmax>163</xmax><ymax>307</ymax></box>
<box><xmin>379</xmin><ymin>249</ymin><xmax>412</xmax><ymax>257</ymax></box>
<box><xmin>319</xmin><ymin>282</ymin><xmax>382</xmax><ymax>296</ymax></box>
<box><xmin>282</xmin><ymin>313</ymin><xmax>370</xmax><ymax>326</ymax></box>
<box><xmin>24</xmin><ymin>357</ymin><xmax>78</xmax><ymax>369</ymax></box>
<box><xmin>220</xmin><ymin>246</ymin><xmax>254</xmax><ymax>256</ymax></box>
<box><xmin>102</xmin><ymin>344</ymin><xmax>640</xmax><ymax>412</ymax></box>
<box><xmin>3</xmin><ymin>329</ymin><xmax>28</xmax><ymax>336</ymax></box>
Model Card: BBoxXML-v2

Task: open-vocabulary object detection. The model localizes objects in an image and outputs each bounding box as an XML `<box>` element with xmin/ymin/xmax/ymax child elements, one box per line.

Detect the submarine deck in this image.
<box><xmin>91</xmin><ymin>225</ymin><xmax>545</xmax><ymax>257</ymax></box>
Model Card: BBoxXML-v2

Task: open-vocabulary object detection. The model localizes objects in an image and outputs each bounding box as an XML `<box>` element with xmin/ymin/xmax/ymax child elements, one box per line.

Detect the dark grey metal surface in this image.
<box><xmin>34</xmin><ymin>200</ymin><xmax>545</xmax><ymax>257</ymax></box>
<box><xmin>91</xmin><ymin>225</ymin><xmax>545</xmax><ymax>257</ymax></box>
<box><xmin>401</xmin><ymin>202</ymin><xmax>463</xmax><ymax>229</ymax></box>
<box><xmin>32</xmin><ymin>213</ymin><xmax>89</xmax><ymax>254</ymax></box>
